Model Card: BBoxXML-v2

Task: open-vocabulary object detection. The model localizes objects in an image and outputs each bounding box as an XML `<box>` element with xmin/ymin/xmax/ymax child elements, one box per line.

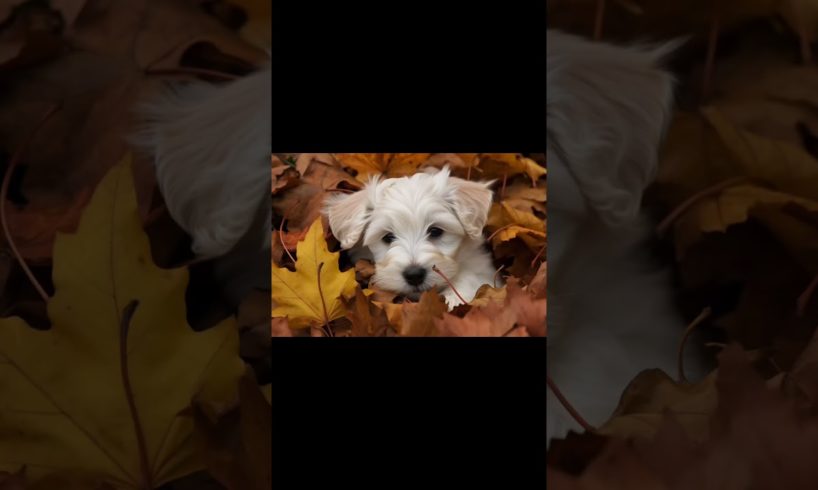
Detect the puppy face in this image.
<box><xmin>324</xmin><ymin>167</ymin><xmax>493</xmax><ymax>299</ymax></box>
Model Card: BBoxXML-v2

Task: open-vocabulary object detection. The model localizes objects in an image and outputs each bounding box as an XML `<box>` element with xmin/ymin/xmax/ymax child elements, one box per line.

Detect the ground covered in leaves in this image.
<box><xmin>1</xmin><ymin>1</ymin><xmax>272</xmax><ymax>489</ymax></box>
<box><xmin>271</xmin><ymin>153</ymin><xmax>547</xmax><ymax>337</ymax></box>
<box><xmin>548</xmin><ymin>1</ymin><xmax>818</xmax><ymax>488</ymax></box>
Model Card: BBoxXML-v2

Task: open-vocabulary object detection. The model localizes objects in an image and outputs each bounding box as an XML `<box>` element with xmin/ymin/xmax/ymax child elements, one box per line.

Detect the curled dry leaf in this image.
<box><xmin>487</xmin><ymin>201</ymin><xmax>547</xmax><ymax>250</ymax></box>
<box><xmin>271</xmin><ymin>218</ymin><xmax>357</xmax><ymax>329</ymax></box>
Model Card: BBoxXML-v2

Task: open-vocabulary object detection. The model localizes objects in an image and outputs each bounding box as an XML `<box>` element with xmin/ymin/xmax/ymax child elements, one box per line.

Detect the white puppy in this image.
<box><xmin>547</xmin><ymin>31</ymin><xmax>707</xmax><ymax>443</ymax></box>
<box><xmin>323</xmin><ymin>167</ymin><xmax>497</xmax><ymax>309</ymax></box>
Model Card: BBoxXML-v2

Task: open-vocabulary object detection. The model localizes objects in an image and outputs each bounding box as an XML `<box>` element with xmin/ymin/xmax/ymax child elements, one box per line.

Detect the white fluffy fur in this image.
<box><xmin>131</xmin><ymin>65</ymin><xmax>272</xmax><ymax>259</ymax></box>
<box><xmin>323</xmin><ymin>167</ymin><xmax>497</xmax><ymax>309</ymax></box>
<box><xmin>547</xmin><ymin>31</ymin><xmax>706</xmax><ymax>444</ymax></box>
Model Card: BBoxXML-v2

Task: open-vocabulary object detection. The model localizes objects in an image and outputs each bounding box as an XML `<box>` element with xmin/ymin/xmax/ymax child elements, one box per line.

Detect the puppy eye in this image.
<box><xmin>382</xmin><ymin>232</ymin><xmax>396</xmax><ymax>244</ymax></box>
<box><xmin>428</xmin><ymin>227</ymin><xmax>444</xmax><ymax>238</ymax></box>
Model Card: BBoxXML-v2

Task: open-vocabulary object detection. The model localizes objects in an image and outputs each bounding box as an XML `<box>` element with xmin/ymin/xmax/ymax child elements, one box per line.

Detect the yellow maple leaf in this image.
<box><xmin>0</xmin><ymin>154</ymin><xmax>245</xmax><ymax>488</ymax></box>
<box><xmin>334</xmin><ymin>153</ymin><xmax>431</xmax><ymax>182</ymax></box>
<box><xmin>271</xmin><ymin>218</ymin><xmax>357</xmax><ymax>328</ymax></box>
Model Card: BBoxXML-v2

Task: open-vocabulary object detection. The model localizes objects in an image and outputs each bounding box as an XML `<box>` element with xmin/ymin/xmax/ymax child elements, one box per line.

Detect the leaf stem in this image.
<box><xmin>547</xmin><ymin>375</ymin><xmax>594</xmax><ymax>432</ymax></box>
<box><xmin>493</xmin><ymin>265</ymin><xmax>505</xmax><ymax>288</ymax></box>
<box><xmin>278</xmin><ymin>216</ymin><xmax>295</xmax><ymax>264</ymax></box>
<box><xmin>432</xmin><ymin>265</ymin><xmax>467</xmax><ymax>305</ymax></box>
<box><xmin>656</xmin><ymin>176</ymin><xmax>749</xmax><ymax>236</ymax></box>
<box><xmin>316</xmin><ymin>262</ymin><xmax>333</xmax><ymax>336</ymax></box>
<box><xmin>0</xmin><ymin>103</ymin><xmax>61</xmax><ymax>303</ymax></box>
<box><xmin>677</xmin><ymin>307</ymin><xmax>711</xmax><ymax>383</ymax></box>
<box><xmin>118</xmin><ymin>300</ymin><xmax>153</xmax><ymax>490</ymax></box>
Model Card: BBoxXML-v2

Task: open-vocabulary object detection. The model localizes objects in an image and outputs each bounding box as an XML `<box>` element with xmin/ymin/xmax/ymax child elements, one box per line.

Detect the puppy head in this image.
<box><xmin>546</xmin><ymin>30</ymin><xmax>680</xmax><ymax>227</ymax></box>
<box><xmin>323</xmin><ymin>166</ymin><xmax>493</xmax><ymax>298</ymax></box>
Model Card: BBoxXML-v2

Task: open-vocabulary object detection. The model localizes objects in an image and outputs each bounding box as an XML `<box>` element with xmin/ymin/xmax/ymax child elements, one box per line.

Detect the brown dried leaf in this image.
<box><xmin>271</xmin><ymin>156</ymin><xmax>299</xmax><ymax>195</ymax></box>
<box><xmin>398</xmin><ymin>291</ymin><xmax>446</xmax><ymax>337</ymax></box>
<box><xmin>479</xmin><ymin>153</ymin><xmax>547</xmax><ymax>184</ymax></box>
<box><xmin>436</xmin><ymin>299</ymin><xmax>524</xmax><ymax>337</ymax></box>
<box><xmin>596</xmin><ymin>369</ymin><xmax>718</xmax><ymax>442</ymax></box>
<box><xmin>335</xmin><ymin>153</ymin><xmax>431</xmax><ymax>182</ymax></box>
<box><xmin>505</xmin><ymin>279</ymin><xmax>546</xmax><ymax>337</ymax></box>
<box><xmin>346</xmin><ymin>288</ymin><xmax>391</xmax><ymax>337</ymax></box>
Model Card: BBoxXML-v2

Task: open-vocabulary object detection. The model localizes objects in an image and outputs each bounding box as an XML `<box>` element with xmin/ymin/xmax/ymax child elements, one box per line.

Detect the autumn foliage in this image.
<box><xmin>271</xmin><ymin>153</ymin><xmax>547</xmax><ymax>337</ymax></box>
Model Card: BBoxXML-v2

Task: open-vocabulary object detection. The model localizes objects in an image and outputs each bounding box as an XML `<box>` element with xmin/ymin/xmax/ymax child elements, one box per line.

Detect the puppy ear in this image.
<box><xmin>130</xmin><ymin>65</ymin><xmax>271</xmax><ymax>258</ymax></box>
<box><xmin>446</xmin><ymin>176</ymin><xmax>494</xmax><ymax>239</ymax></box>
<box><xmin>547</xmin><ymin>30</ymin><xmax>683</xmax><ymax>226</ymax></box>
<box><xmin>323</xmin><ymin>179</ymin><xmax>378</xmax><ymax>249</ymax></box>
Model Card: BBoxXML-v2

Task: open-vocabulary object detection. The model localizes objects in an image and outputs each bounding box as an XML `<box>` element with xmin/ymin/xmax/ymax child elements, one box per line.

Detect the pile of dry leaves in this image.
<box><xmin>548</xmin><ymin>2</ymin><xmax>818</xmax><ymax>488</ymax></box>
<box><xmin>271</xmin><ymin>153</ymin><xmax>548</xmax><ymax>337</ymax></box>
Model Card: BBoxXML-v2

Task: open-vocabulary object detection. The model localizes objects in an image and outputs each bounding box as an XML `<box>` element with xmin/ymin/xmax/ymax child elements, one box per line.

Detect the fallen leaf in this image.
<box><xmin>671</xmin><ymin>183</ymin><xmax>818</xmax><ymax>257</ymax></box>
<box><xmin>505</xmin><ymin>279</ymin><xmax>546</xmax><ymax>337</ymax></box>
<box><xmin>334</xmin><ymin>153</ymin><xmax>431</xmax><ymax>182</ymax></box>
<box><xmin>469</xmin><ymin>283</ymin><xmax>507</xmax><ymax>308</ymax></box>
<box><xmin>271</xmin><ymin>218</ymin><xmax>357</xmax><ymax>328</ymax></box>
<box><xmin>499</xmin><ymin>181</ymin><xmax>547</xmax><ymax>215</ymax></box>
<box><xmin>346</xmin><ymin>288</ymin><xmax>391</xmax><ymax>337</ymax></box>
<box><xmin>271</xmin><ymin>156</ymin><xmax>299</xmax><ymax>195</ymax></box>
<box><xmin>4</xmin><ymin>186</ymin><xmax>93</xmax><ymax>263</ymax></box>
<box><xmin>0</xmin><ymin>154</ymin><xmax>245</xmax><ymax>487</ymax></box>
<box><xmin>596</xmin><ymin>369</ymin><xmax>718</xmax><ymax>442</ymax></box>
<box><xmin>398</xmin><ymin>291</ymin><xmax>447</xmax><ymax>337</ymax></box>
<box><xmin>479</xmin><ymin>153</ymin><xmax>547</xmax><ymax>184</ymax></box>
<box><xmin>486</xmin><ymin>201</ymin><xmax>547</xmax><ymax>249</ymax></box>
<box><xmin>436</xmin><ymin>299</ymin><xmax>523</xmax><ymax>337</ymax></box>
<box><xmin>297</xmin><ymin>154</ymin><xmax>360</xmax><ymax>193</ymax></box>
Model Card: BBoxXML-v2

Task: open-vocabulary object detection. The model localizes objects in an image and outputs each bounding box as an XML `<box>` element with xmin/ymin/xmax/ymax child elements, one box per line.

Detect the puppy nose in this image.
<box><xmin>402</xmin><ymin>265</ymin><xmax>427</xmax><ymax>286</ymax></box>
